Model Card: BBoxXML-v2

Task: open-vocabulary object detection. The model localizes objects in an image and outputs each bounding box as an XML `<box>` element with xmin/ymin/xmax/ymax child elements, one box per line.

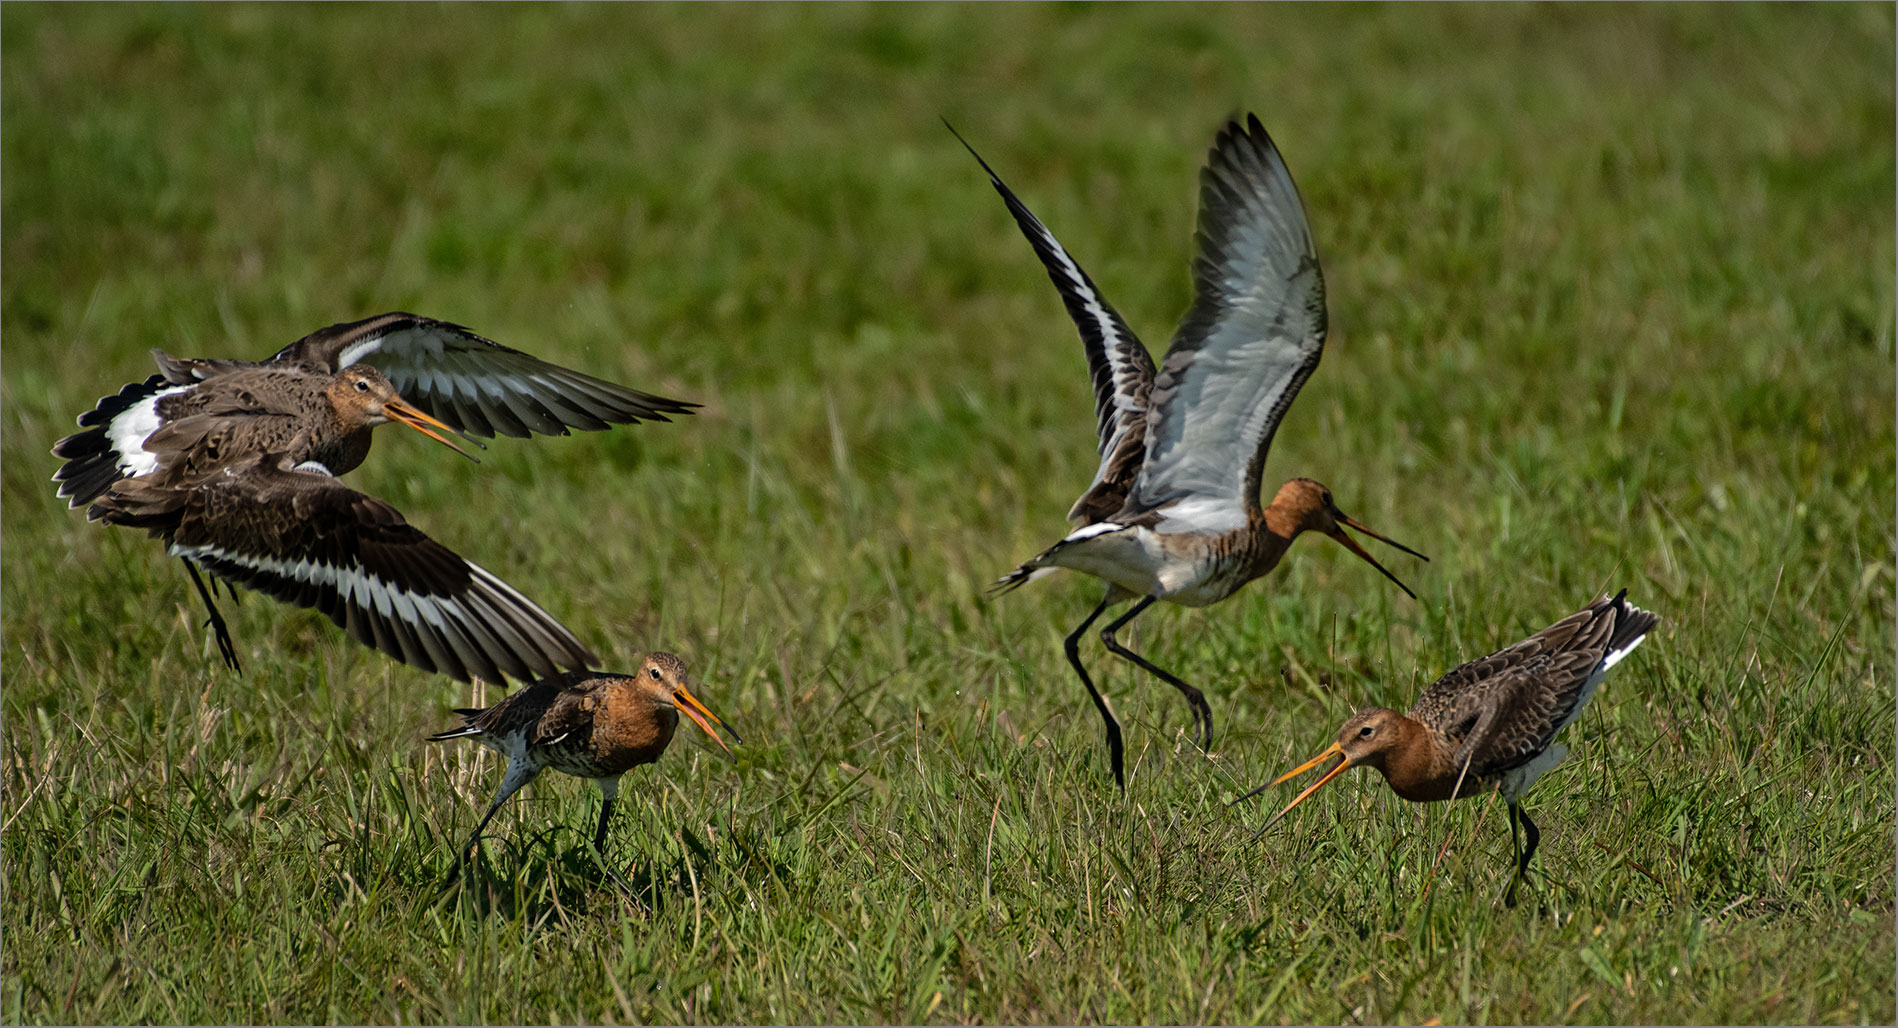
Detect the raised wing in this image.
<box><xmin>1127</xmin><ymin>115</ymin><xmax>1327</xmax><ymax>534</ymax></box>
<box><xmin>269</xmin><ymin>312</ymin><xmax>698</xmax><ymax>438</ymax></box>
<box><xmin>1417</xmin><ymin>592</ymin><xmax>1658</xmax><ymax>779</ymax></box>
<box><xmin>946</xmin><ymin>122</ymin><xmax>1158</xmax><ymax>526</ymax></box>
<box><xmin>91</xmin><ymin>455</ymin><xmax>598</xmax><ymax>685</ymax></box>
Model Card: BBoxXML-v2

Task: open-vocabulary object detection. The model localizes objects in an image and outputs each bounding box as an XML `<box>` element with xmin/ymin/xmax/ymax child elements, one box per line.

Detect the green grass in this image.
<box><xmin>3</xmin><ymin>3</ymin><xmax>1893</xmax><ymax>1023</ymax></box>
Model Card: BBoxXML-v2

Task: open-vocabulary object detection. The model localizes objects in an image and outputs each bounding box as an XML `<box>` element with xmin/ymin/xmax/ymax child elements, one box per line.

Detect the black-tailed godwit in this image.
<box><xmin>1242</xmin><ymin>590</ymin><xmax>1659</xmax><ymax>905</ymax></box>
<box><xmin>958</xmin><ymin>115</ymin><xmax>1427</xmax><ymax>788</ymax></box>
<box><xmin>429</xmin><ymin>652</ymin><xmax>738</xmax><ymax>878</ymax></box>
<box><xmin>55</xmin><ymin>311</ymin><xmax>694</xmax><ymax>508</ymax></box>
<box><xmin>53</xmin><ymin>312</ymin><xmax>693</xmax><ymax>674</ymax></box>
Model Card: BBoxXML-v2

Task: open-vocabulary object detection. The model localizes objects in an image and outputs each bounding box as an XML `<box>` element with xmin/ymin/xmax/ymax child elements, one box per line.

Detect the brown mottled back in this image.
<box><xmin>1408</xmin><ymin>593</ymin><xmax>1657</xmax><ymax>781</ymax></box>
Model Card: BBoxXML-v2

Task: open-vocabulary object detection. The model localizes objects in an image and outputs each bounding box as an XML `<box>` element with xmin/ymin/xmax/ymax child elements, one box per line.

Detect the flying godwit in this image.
<box><xmin>429</xmin><ymin>652</ymin><xmax>738</xmax><ymax>880</ymax></box>
<box><xmin>1241</xmin><ymin>590</ymin><xmax>1659</xmax><ymax>905</ymax></box>
<box><xmin>54</xmin><ymin>310</ymin><xmax>696</xmax><ymax>508</ymax></box>
<box><xmin>957</xmin><ymin>115</ymin><xmax>1427</xmax><ymax>789</ymax></box>
<box><xmin>53</xmin><ymin>312</ymin><xmax>693</xmax><ymax>672</ymax></box>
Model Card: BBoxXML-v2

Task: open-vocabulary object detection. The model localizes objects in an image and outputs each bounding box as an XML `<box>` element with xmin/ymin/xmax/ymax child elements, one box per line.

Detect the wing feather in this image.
<box><xmin>1417</xmin><ymin>593</ymin><xmax>1659</xmax><ymax>779</ymax></box>
<box><xmin>90</xmin><ymin>456</ymin><xmax>597</xmax><ymax>684</ymax></box>
<box><xmin>947</xmin><ymin>123</ymin><xmax>1159</xmax><ymax>525</ymax></box>
<box><xmin>1127</xmin><ymin>115</ymin><xmax>1327</xmax><ymax>533</ymax></box>
<box><xmin>268</xmin><ymin>312</ymin><xmax>698</xmax><ymax>438</ymax></box>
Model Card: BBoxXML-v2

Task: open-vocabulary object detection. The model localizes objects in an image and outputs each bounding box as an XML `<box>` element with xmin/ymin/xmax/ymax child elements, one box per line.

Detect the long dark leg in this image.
<box><xmin>1100</xmin><ymin>596</ymin><xmax>1214</xmax><ymax>753</ymax></box>
<box><xmin>590</xmin><ymin>780</ymin><xmax>636</xmax><ymax>892</ymax></box>
<box><xmin>593</xmin><ymin>796</ymin><xmax>616</xmax><ymax>854</ymax></box>
<box><xmin>181</xmin><ymin>559</ymin><xmax>241</xmax><ymax>672</ymax></box>
<box><xmin>1065</xmin><ymin>594</ymin><xmax>1125</xmax><ymax>792</ymax></box>
<box><xmin>443</xmin><ymin>762</ymin><xmax>537</xmax><ymax>889</ymax></box>
<box><xmin>1505</xmin><ymin>800</ymin><xmax>1540</xmax><ymax>907</ymax></box>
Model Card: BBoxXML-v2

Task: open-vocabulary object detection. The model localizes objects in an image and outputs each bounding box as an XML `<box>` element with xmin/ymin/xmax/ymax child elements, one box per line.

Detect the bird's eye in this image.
<box><xmin>1358</xmin><ymin>725</ymin><xmax>1374</xmax><ymax>739</ymax></box>
<box><xmin>1323</xmin><ymin>491</ymin><xmax>1334</xmax><ymax>506</ymax></box>
<box><xmin>649</xmin><ymin>667</ymin><xmax>662</xmax><ymax>681</ymax></box>
<box><xmin>354</xmin><ymin>379</ymin><xmax>370</xmax><ymax>392</ymax></box>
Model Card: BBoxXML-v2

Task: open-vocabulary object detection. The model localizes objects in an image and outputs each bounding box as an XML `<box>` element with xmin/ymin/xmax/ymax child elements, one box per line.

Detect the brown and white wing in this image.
<box><xmin>269</xmin><ymin>312</ymin><xmax>698</xmax><ymax>438</ymax></box>
<box><xmin>52</xmin><ymin>373</ymin><xmax>189</xmax><ymax>508</ymax></box>
<box><xmin>1417</xmin><ymin>592</ymin><xmax>1659</xmax><ymax>778</ymax></box>
<box><xmin>947</xmin><ymin>124</ymin><xmax>1158</xmax><ymax>525</ymax></box>
<box><xmin>109</xmin><ymin>459</ymin><xmax>599</xmax><ymax>685</ymax></box>
<box><xmin>1125</xmin><ymin>115</ymin><xmax>1327</xmax><ymax>535</ymax></box>
<box><xmin>50</xmin><ymin>367</ymin><xmax>314</xmax><ymax>509</ymax></box>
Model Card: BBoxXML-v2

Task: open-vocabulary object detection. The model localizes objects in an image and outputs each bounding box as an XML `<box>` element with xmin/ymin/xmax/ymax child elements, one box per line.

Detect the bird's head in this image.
<box><xmin>1272</xmin><ymin>478</ymin><xmax>1426</xmax><ymax>599</ymax></box>
<box><xmin>327</xmin><ymin>366</ymin><xmax>479</xmax><ymax>462</ymax></box>
<box><xmin>631</xmin><ymin>652</ymin><xmax>741</xmax><ymax>760</ymax></box>
<box><xmin>1239</xmin><ymin>706</ymin><xmax>1408</xmax><ymax>831</ymax></box>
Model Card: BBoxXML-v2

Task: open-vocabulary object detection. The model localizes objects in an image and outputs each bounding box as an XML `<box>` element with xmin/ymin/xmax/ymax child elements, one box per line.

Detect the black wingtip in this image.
<box><xmin>941</xmin><ymin>116</ymin><xmax>1009</xmax><ymax>189</ymax></box>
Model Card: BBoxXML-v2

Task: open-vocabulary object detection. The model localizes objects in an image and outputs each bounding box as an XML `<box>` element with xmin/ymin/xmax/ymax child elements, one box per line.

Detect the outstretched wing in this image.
<box><xmin>1126</xmin><ymin>115</ymin><xmax>1327</xmax><ymax>534</ymax></box>
<box><xmin>947</xmin><ymin>123</ymin><xmax>1158</xmax><ymax>526</ymax></box>
<box><xmin>269</xmin><ymin>312</ymin><xmax>698</xmax><ymax>438</ymax></box>
<box><xmin>93</xmin><ymin>457</ymin><xmax>598</xmax><ymax>685</ymax></box>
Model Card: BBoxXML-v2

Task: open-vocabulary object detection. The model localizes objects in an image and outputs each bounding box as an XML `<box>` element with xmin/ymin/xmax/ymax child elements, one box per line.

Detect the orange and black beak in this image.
<box><xmin>673</xmin><ymin>682</ymin><xmax>742</xmax><ymax>760</ymax></box>
<box><xmin>383</xmin><ymin>398</ymin><xmax>485</xmax><ymax>463</ymax></box>
<box><xmin>1240</xmin><ymin>741</ymin><xmax>1355</xmax><ymax>836</ymax></box>
<box><xmin>1328</xmin><ymin>511</ymin><xmax>1428</xmax><ymax>600</ymax></box>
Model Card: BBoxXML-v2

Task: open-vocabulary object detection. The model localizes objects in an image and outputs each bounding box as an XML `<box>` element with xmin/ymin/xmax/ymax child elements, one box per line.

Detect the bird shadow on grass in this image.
<box><xmin>426</xmin><ymin>819</ymin><xmax>794</xmax><ymax>922</ymax></box>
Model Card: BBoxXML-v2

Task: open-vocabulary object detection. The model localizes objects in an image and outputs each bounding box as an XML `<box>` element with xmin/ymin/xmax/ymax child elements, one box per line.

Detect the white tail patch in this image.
<box><xmin>109</xmin><ymin>385</ymin><xmax>193</xmax><ymax>477</ymax></box>
<box><xmin>1597</xmin><ymin>630</ymin><xmax>1651</xmax><ymax>675</ymax></box>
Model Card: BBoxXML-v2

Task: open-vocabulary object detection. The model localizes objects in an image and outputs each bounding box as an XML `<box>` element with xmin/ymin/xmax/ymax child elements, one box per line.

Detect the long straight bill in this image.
<box><xmin>674</xmin><ymin>683</ymin><xmax>743</xmax><ymax>757</ymax></box>
<box><xmin>1328</xmin><ymin>525</ymin><xmax>1418</xmax><ymax>600</ymax></box>
<box><xmin>1241</xmin><ymin>741</ymin><xmax>1355</xmax><ymax>842</ymax></box>
<box><xmin>385</xmin><ymin>398</ymin><xmax>484</xmax><ymax>462</ymax></box>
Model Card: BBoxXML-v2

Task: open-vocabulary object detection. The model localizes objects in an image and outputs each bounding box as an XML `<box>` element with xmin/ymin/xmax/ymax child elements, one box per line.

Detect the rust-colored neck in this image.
<box><xmin>595</xmin><ymin>686</ymin><xmax>679</xmax><ymax>767</ymax></box>
<box><xmin>312</xmin><ymin>391</ymin><xmax>379</xmax><ymax>475</ymax></box>
<box><xmin>1363</xmin><ymin>715</ymin><xmax>1479</xmax><ymax>803</ymax></box>
<box><xmin>1241</xmin><ymin>508</ymin><xmax>1294</xmax><ymax>581</ymax></box>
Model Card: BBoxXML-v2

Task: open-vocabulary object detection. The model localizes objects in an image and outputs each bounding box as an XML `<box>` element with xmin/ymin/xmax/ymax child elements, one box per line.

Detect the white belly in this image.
<box><xmin>1039</xmin><ymin>524</ymin><xmax>1232</xmax><ymax>606</ymax></box>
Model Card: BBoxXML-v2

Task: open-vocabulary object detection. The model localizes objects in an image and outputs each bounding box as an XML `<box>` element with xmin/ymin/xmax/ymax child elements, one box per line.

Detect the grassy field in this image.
<box><xmin>3</xmin><ymin>4</ymin><xmax>1893</xmax><ymax>1023</ymax></box>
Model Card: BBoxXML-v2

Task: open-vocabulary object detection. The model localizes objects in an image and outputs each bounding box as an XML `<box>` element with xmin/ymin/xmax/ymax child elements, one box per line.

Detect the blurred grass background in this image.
<box><xmin>3</xmin><ymin>3</ymin><xmax>1893</xmax><ymax>1023</ymax></box>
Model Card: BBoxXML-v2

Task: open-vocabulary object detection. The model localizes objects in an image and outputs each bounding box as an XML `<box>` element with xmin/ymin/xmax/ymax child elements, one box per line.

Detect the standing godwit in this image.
<box><xmin>957</xmin><ymin>115</ymin><xmax>1427</xmax><ymax>789</ymax></box>
<box><xmin>1241</xmin><ymin>590</ymin><xmax>1660</xmax><ymax>905</ymax></box>
<box><xmin>429</xmin><ymin>652</ymin><xmax>738</xmax><ymax>879</ymax></box>
<box><xmin>53</xmin><ymin>312</ymin><xmax>693</xmax><ymax>672</ymax></box>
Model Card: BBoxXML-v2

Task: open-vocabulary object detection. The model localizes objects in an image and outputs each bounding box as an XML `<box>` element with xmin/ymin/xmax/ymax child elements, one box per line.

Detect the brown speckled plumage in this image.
<box><xmin>430</xmin><ymin>654</ymin><xmax>737</xmax><ymax>873</ymax></box>
<box><xmin>1249</xmin><ymin>591</ymin><xmax>1661</xmax><ymax>905</ymax></box>
<box><xmin>67</xmin><ymin>361</ymin><xmax>589</xmax><ymax>684</ymax></box>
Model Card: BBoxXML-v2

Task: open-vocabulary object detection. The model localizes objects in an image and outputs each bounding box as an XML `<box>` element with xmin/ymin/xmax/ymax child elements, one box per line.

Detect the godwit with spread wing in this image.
<box><xmin>89</xmin><ymin>443</ymin><xmax>598</xmax><ymax>685</ymax></box>
<box><xmin>958</xmin><ymin>115</ymin><xmax>1426</xmax><ymax>789</ymax></box>
<box><xmin>55</xmin><ymin>310</ymin><xmax>696</xmax><ymax>508</ymax></box>
<box><xmin>53</xmin><ymin>312</ymin><xmax>693</xmax><ymax>671</ymax></box>
<box><xmin>1242</xmin><ymin>590</ymin><xmax>1659</xmax><ymax>905</ymax></box>
<box><xmin>430</xmin><ymin>652</ymin><xmax>738</xmax><ymax>882</ymax></box>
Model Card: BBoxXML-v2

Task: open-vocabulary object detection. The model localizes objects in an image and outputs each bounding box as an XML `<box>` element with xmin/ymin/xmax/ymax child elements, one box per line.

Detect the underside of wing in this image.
<box><xmin>1127</xmin><ymin>115</ymin><xmax>1327</xmax><ymax>533</ymax></box>
<box><xmin>270</xmin><ymin>312</ymin><xmax>698</xmax><ymax>439</ymax></box>
<box><xmin>115</xmin><ymin>457</ymin><xmax>599</xmax><ymax>684</ymax></box>
<box><xmin>946</xmin><ymin>124</ymin><xmax>1158</xmax><ymax>523</ymax></box>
